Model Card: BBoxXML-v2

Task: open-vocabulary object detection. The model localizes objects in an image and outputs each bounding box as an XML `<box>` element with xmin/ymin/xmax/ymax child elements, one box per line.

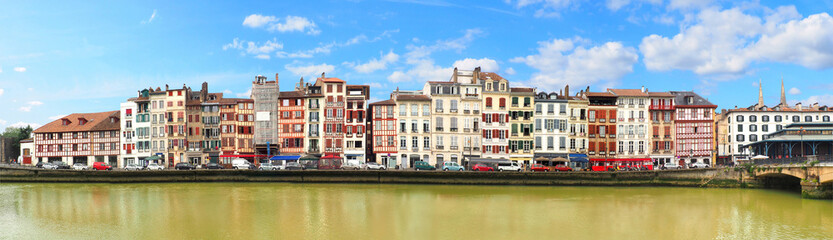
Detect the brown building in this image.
<box><xmin>33</xmin><ymin>111</ymin><xmax>121</xmax><ymax>166</ymax></box>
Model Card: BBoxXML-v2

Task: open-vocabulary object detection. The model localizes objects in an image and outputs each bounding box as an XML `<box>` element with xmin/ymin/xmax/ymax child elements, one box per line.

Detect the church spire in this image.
<box><xmin>780</xmin><ymin>75</ymin><xmax>786</xmax><ymax>106</ymax></box>
<box><xmin>757</xmin><ymin>78</ymin><xmax>764</xmax><ymax>108</ymax></box>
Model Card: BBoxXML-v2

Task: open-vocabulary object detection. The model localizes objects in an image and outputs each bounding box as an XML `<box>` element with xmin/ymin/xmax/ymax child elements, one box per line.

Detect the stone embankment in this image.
<box><xmin>0</xmin><ymin>166</ymin><xmax>742</xmax><ymax>188</ymax></box>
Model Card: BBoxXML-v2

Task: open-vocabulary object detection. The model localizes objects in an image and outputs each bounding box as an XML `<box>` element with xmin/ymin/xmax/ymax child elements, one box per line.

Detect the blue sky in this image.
<box><xmin>2</xmin><ymin>0</ymin><xmax>833</xmax><ymax>130</ymax></box>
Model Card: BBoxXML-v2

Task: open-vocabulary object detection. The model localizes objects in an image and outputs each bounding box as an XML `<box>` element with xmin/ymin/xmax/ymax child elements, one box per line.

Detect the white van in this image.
<box><xmin>497</xmin><ymin>162</ymin><xmax>522</xmax><ymax>172</ymax></box>
<box><xmin>231</xmin><ymin>158</ymin><xmax>254</xmax><ymax>170</ymax></box>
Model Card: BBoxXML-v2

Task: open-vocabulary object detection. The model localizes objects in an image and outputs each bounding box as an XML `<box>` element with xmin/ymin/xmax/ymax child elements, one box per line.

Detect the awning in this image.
<box><xmin>300</xmin><ymin>155</ymin><xmax>320</xmax><ymax>161</ymax></box>
<box><xmin>270</xmin><ymin>155</ymin><xmax>301</xmax><ymax>161</ymax></box>
<box><xmin>468</xmin><ymin>158</ymin><xmax>510</xmax><ymax>163</ymax></box>
<box><xmin>345</xmin><ymin>154</ymin><xmax>364</xmax><ymax>157</ymax></box>
<box><xmin>552</xmin><ymin>157</ymin><xmax>569</xmax><ymax>162</ymax></box>
<box><xmin>144</xmin><ymin>156</ymin><xmax>161</xmax><ymax>161</ymax></box>
<box><xmin>569</xmin><ymin>154</ymin><xmax>589</xmax><ymax>162</ymax></box>
<box><xmin>321</xmin><ymin>154</ymin><xmax>343</xmax><ymax>159</ymax></box>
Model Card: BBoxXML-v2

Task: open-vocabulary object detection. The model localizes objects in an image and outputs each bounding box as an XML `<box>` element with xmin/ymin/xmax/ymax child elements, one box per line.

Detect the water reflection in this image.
<box><xmin>0</xmin><ymin>183</ymin><xmax>830</xmax><ymax>240</ymax></box>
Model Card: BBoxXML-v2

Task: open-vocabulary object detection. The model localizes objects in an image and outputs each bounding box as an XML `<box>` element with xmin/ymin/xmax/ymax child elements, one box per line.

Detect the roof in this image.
<box><xmin>510</xmin><ymin>87</ymin><xmax>534</xmax><ymax>93</ymax></box>
<box><xmin>369</xmin><ymin>99</ymin><xmax>396</xmax><ymax>105</ymax></box>
<box><xmin>607</xmin><ymin>89</ymin><xmax>648</xmax><ymax>97</ymax></box>
<box><xmin>34</xmin><ymin>111</ymin><xmax>120</xmax><ymax>133</ymax></box>
<box><xmin>479</xmin><ymin>72</ymin><xmax>505</xmax><ymax>81</ymax></box>
<box><xmin>585</xmin><ymin>92</ymin><xmax>616</xmax><ymax>97</ymax></box>
<box><xmin>670</xmin><ymin>91</ymin><xmax>715</xmax><ymax>107</ymax></box>
<box><xmin>279</xmin><ymin>91</ymin><xmax>305</xmax><ymax>98</ymax></box>
<box><xmin>318</xmin><ymin>77</ymin><xmax>345</xmax><ymax>83</ymax></box>
<box><xmin>647</xmin><ymin>92</ymin><xmax>674</xmax><ymax>97</ymax></box>
<box><xmin>218</xmin><ymin>98</ymin><xmax>253</xmax><ymax>104</ymax></box>
<box><xmin>396</xmin><ymin>95</ymin><xmax>431</xmax><ymax>101</ymax></box>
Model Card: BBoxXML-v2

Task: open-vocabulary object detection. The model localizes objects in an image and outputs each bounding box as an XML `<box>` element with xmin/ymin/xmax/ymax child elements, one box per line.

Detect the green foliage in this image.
<box><xmin>776</xmin><ymin>167</ymin><xmax>783</xmax><ymax>173</ymax></box>
<box><xmin>1</xmin><ymin>125</ymin><xmax>34</xmax><ymax>161</ymax></box>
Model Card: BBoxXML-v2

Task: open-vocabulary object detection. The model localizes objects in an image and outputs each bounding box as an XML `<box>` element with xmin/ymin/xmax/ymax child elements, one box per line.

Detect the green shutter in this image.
<box><xmin>512</xmin><ymin>124</ymin><xmax>518</xmax><ymax>133</ymax></box>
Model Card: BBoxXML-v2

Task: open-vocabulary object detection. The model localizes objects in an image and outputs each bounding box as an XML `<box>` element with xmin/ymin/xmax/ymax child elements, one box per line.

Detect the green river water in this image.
<box><xmin>0</xmin><ymin>183</ymin><xmax>830</xmax><ymax>240</ymax></box>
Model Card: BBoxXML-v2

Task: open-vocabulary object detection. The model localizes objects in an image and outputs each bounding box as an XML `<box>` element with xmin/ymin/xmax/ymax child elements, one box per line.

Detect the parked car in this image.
<box><xmin>231</xmin><ymin>159</ymin><xmax>254</xmax><ymax>170</ymax></box>
<box><xmin>203</xmin><ymin>162</ymin><xmax>225</xmax><ymax>170</ymax></box>
<box><xmin>124</xmin><ymin>164</ymin><xmax>143</xmax><ymax>171</ymax></box>
<box><xmin>363</xmin><ymin>162</ymin><xmax>387</xmax><ymax>170</ymax></box>
<box><xmin>341</xmin><ymin>160</ymin><xmax>362</xmax><ymax>170</ymax></box>
<box><xmin>35</xmin><ymin>162</ymin><xmax>46</xmax><ymax>168</ymax></box>
<box><xmin>661</xmin><ymin>162</ymin><xmax>683</xmax><ymax>170</ymax></box>
<box><xmin>41</xmin><ymin>162</ymin><xmax>58</xmax><ymax>170</ymax></box>
<box><xmin>690</xmin><ymin>162</ymin><xmax>710</xmax><ymax>169</ymax></box>
<box><xmin>72</xmin><ymin>163</ymin><xmax>89</xmax><ymax>170</ymax></box>
<box><xmin>259</xmin><ymin>162</ymin><xmax>282</xmax><ymax>171</ymax></box>
<box><xmin>175</xmin><ymin>162</ymin><xmax>195</xmax><ymax>170</ymax></box>
<box><xmin>285</xmin><ymin>162</ymin><xmax>304</xmax><ymax>170</ymax></box>
<box><xmin>471</xmin><ymin>164</ymin><xmax>494</xmax><ymax>172</ymax></box>
<box><xmin>442</xmin><ymin>162</ymin><xmax>464</xmax><ymax>171</ymax></box>
<box><xmin>497</xmin><ymin>162</ymin><xmax>522</xmax><ymax>172</ymax></box>
<box><xmin>552</xmin><ymin>164</ymin><xmax>573</xmax><ymax>172</ymax></box>
<box><xmin>146</xmin><ymin>163</ymin><xmax>164</xmax><ymax>170</ymax></box>
<box><xmin>91</xmin><ymin>162</ymin><xmax>112</xmax><ymax>171</ymax></box>
<box><xmin>530</xmin><ymin>164</ymin><xmax>550</xmax><ymax>172</ymax></box>
<box><xmin>413</xmin><ymin>161</ymin><xmax>436</xmax><ymax>171</ymax></box>
<box><xmin>54</xmin><ymin>162</ymin><xmax>71</xmax><ymax>169</ymax></box>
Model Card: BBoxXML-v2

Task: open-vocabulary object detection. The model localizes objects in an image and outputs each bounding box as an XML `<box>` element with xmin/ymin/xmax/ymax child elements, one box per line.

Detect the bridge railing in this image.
<box><xmin>753</xmin><ymin>155</ymin><xmax>833</xmax><ymax>165</ymax></box>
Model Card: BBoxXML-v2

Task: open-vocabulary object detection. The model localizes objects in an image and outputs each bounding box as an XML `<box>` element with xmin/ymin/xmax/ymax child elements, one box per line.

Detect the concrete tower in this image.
<box><xmin>757</xmin><ymin>78</ymin><xmax>764</xmax><ymax>108</ymax></box>
<box><xmin>780</xmin><ymin>76</ymin><xmax>787</xmax><ymax>106</ymax></box>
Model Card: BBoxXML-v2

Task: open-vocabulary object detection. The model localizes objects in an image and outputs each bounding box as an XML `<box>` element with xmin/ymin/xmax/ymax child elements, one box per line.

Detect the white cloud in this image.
<box><xmin>796</xmin><ymin>94</ymin><xmax>833</xmax><ymax>106</ymax></box>
<box><xmin>505</xmin><ymin>67</ymin><xmax>517</xmax><ymax>75</ymax></box>
<box><xmin>276</xmin><ymin>30</ymin><xmax>398</xmax><ymax>59</ymax></box>
<box><xmin>367</xmin><ymin>82</ymin><xmax>384</xmax><ymax>89</ymax></box>
<box><xmin>141</xmin><ymin>9</ymin><xmax>157</xmax><ymax>24</ymax></box>
<box><xmin>0</xmin><ymin>88</ymin><xmax>4</xmax><ymax>96</ymax></box>
<box><xmin>48</xmin><ymin>115</ymin><xmax>66</xmax><ymax>121</ymax></box>
<box><xmin>242</xmin><ymin>14</ymin><xmax>277</xmax><ymax>28</ymax></box>
<box><xmin>452</xmin><ymin>58</ymin><xmax>499</xmax><ymax>72</ymax></box>
<box><xmin>348</xmin><ymin>51</ymin><xmax>400</xmax><ymax>73</ymax></box>
<box><xmin>19</xmin><ymin>106</ymin><xmax>32</xmax><ymax>112</ymax></box>
<box><xmin>506</xmin><ymin>0</ymin><xmax>575</xmax><ymax>18</ymax></box>
<box><xmin>387</xmin><ymin>29</ymin><xmax>484</xmax><ymax>84</ymax></box>
<box><xmin>512</xmin><ymin>37</ymin><xmax>639</xmax><ymax>91</ymax></box>
<box><xmin>9</xmin><ymin>122</ymin><xmax>41</xmax><ymax>129</ymax></box>
<box><xmin>0</xmin><ymin>119</ymin><xmax>6</xmax><ymax>125</ymax></box>
<box><xmin>242</xmin><ymin>14</ymin><xmax>320</xmax><ymax>35</ymax></box>
<box><xmin>18</xmin><ymin>101</ymin><xmax>44</xmax><ymax>112</ymax></box>
<box><xmin>27</xmin><ymin>101</ymin><xmax>43</xmax><ymax>106</ymax></box>
<box><xmin>285</xmin><ymin>62</ymin><xmax>335</xmax><ymax>79</ymax></box>
<box><xmin>667</xmin><ymin>0</ymin><xmax>713</xmax><ymax>10</ymax></box>
<box><xmin>788</xmin><ymin>87</ymin><xmax>801</xmax><ymax>95</ymax></box>
<box><xmin>14</xmin><ymin>67</ymin><xmax>26</xmax><ymax>72</ymax></box>
<box><xmin>0</xmin><ymin>67</ymin><xmax>3</xmax><ymax>73</ymax></box>
<box><xmin>640</xmin><ymin>7</ymin><xmax>833</xmax><ymax>78</ymax></box>
<box><xmin>222</xmin><ymin>89</ymin><xmax>233</xmax><ymax>94</ymax></box>
<box><xmin>236</xmin><ymin>88</ymin><xmax>252</xmax><ymax>98</ymax></box>
<box><xmin>222</xmin><ymin>38</ymin><xmax>284</xmax><ymax>59</ymax></box>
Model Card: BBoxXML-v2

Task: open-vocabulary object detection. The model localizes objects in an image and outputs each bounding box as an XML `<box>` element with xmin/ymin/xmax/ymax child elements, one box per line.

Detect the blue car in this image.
<box><xmin>442</xmin><ymin>162</ymin><xmax>464</xmax><ymax>171</ymax></box>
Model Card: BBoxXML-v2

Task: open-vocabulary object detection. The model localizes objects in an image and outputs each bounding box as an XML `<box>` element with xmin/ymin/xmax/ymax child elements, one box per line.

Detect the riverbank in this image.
<box><xmin>0</xmin><ymin>166</ymin><xmax>743</xmax><ymax>188</ymax></box>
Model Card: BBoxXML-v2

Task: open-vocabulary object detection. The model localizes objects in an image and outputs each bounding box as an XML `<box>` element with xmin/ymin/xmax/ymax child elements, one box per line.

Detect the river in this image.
<box><xmin>0</xmin><ymin>183</ymin><xmax>830</xmax><ymax>239</ymax></box>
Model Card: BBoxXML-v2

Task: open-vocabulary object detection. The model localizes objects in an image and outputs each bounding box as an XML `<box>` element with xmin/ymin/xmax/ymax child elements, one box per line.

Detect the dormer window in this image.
<box><xmin>78</xmin><ymin>118</ymin><xmax>88</xmax><ymax>125</ymax></box>
<box><xmin>61</xmin><ymin>119</ymin><xmax>71</xmax><ymax>125</ymax></box>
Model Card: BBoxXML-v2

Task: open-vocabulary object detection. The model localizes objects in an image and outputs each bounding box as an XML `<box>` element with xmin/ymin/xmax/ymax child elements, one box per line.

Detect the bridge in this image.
<box><xmin>748</xmin><ymin>156</ymin><xmax>833</xmax><ymax>199</ymax></box>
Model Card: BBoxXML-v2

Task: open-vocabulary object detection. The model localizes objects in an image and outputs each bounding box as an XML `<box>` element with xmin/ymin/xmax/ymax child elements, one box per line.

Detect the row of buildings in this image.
<box><xmin>20</xmin><ymin>67</ymin><xmax>831</xmax><ymax>169</ymax></box>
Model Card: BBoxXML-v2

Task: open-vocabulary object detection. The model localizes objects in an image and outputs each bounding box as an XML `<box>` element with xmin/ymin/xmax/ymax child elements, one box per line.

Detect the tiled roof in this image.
<box><xmin>479</xmin><ymin>72</ymin><xmax>505</xmax><ymax>81</ymax></box>
<box><xmin>318</xmin><ymin>77</ymin><xmax>345</xmax><ymax>83</ymax></box>
<box><xmin>608</xmin><ymin>89</ymin><xmax>648</xmax><ymax>97</ymax></box>
<box><xmin>396</xmin><ymin>95</ymin><xmax>431</xmax><ymax>101</ymax></box>
<box><xmin>647</xmin><ymin>92</ymin><xmax>674</xmax><ymax>97</ymax></box>
<box><xmin>369</xmin><ymin>99</ymin><xmax>396</xmax><ymax>105</ymax></box>
<box><xmin>586</xmin><ymin>92</ymin><xmax>616</xmax><ymax>97</ymax></box>
<box><xmin>279</xmin><ymin>91</ymin><xmax>305</xmax><ymax>98</ymax></box>
<box><xmin>34</xmin><ymin>111</ymin><xmax>120</xmax><ymax>133</ymax></box>
<box><xmin>510</xmin><ymin>87</ymin><xmax>534</xmax><ymax>93</ymax></box>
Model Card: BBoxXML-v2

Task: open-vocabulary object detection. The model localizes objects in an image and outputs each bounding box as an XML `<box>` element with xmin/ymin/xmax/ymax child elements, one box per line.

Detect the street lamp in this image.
<box><xmin>800</xmin><ymin>127</ymin><xmax>806</xmax><ymax>158</ymax></box>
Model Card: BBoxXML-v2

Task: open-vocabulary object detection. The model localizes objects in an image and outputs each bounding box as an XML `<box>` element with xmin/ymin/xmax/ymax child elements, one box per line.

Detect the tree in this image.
<box><xmin>2</xmin><ymin>125</ymin><xmax>34</xmax><ymax>162</ymax></box>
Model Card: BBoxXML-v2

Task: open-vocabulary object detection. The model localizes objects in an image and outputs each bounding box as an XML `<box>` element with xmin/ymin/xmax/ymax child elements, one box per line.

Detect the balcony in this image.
<box><xmin>473</xmin><ymin>110</ymin><xmax>479</xmax><ymax>114</ymax></box>
<box><xmin>400</xmin><ymin>146</ymin><xmax>407</xmax><ymax>150</ymax></box>
<box><xmin>474</xmin><ymin>147</ymin><xmax>480</xmax><ymax>151</ymax></box>
<box><xmin>436</xmin><ymin>108</ymin><xmax>444</xmax><ymax>113</ymax></box>
<box><xmin>589</xmin><ymin>134</ymin><xmax>596</xmax><ymax>138</ymax></box>
<box><xmin>450</xmin><ymin>128</ymin><xmax>458</xmax><ymax>132</ymax></box>
<box><xmin>464</xmin><ymin>93</ymin><xmax>479</xmax><ymax>99</ymax></box>
<box><xmin>570</xmin><ymin>116</ymin><xmax>576</xmax><ymax>120</ymax></box>
<box><xmin>424</xmin><ymin>147</ymin><xmax>431</xmax><ymax>150</ymax></box>
<box><xmin>628</xmin><ymin>118</ymin><xmax>635</xmax><ymax>122</ymax></box>
<box><xmin>450</xmin><ymin>109</ymin><xmax>458</xmax><ymax>113</ymax></box>
<box><xmin>589</xmin><ymin>151</ymin><xmax>595</xmax><ymax>155</ymax></box>
<box><xmin>411</xmin><ymin>129</ymin><xmax>418</xmax><ymax>133</ymax></box>
<box><xmin>638</xmin><ymin>118</ymin><xmax>645</xmax><ymax>122</ymax></box>
<box><xmin>499</xmin><ymin>106</ymin><xmax>506</xmax><ymax>110</ymax></box>
<box><xmin>463</xmin><ymin>147</ymin><xmax>471</xmax><ymax>151</ymax></box>
<box><xmin>436</xmin><ymin>145</ymin><xmax>444</xmax><ymax>150</ymax></box>
<box><xmin>599</xmin><ymin>118</ymin><xmax>606</xmax><ymax>123</ymax></box>
<box><xmin>436</xmin><ymin>127</ymin><xmax>444</xmax><ymax>131</ymax></box>
<box><xmin>609</xmin><ymin>151</ymin><xmax>616</xmax><ymax>155</ymax></box>
<box><xmin>649</xmin><ymin>105</ymin><xmax>673</xmax><ymax>110</ymax></box>
<box><xmin>523</xmin><ymin>149</ymin><xmax>531</xmax><ymax>153</ymax></box>
<box><xmin>511</xmin><ymin>133</ymin><xmax>518</xmax><ymax>137</ymax></box>
<box><xmin>511</xmin><ymin>104</ymin><xmax>519</xmax><ymax>107</ymax></box>
<box><xmin>464</xmin><ymin>128</ymin><xmax>471</xmax><ymax>133</ymax></box>
<box><xmin>309</xmin><ymin>104</ymin><xmax>320</xmax><ymax>109</ymax></box>
<box><xmin>412</xmin><ymin>147</ymin><xmax>419</xmax><ymax>152</ymax></box>
<box><xmin>609</xmin><ymin>119</ymin><xmax>616</xmax><ymax>123</ymax></box>
<box><xmin>570</xmin><ymin>132</ymin><xmax>576</xmax><ymax>136</ymax></box>
<box><xmin>463</xmin><ymin>110</ymin><xmax>470</xmax><ymax>114</ymax></box>
<box><xmin>588</xmin><ymin>118</ymin><xmax>596</xmax><ymax>123</ymax></box>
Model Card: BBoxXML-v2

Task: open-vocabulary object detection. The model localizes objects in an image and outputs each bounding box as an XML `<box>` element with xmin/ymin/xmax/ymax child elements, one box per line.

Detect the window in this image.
<box><xmin>736</xmin><ymin>135</ymin><xmax>745</xmax><ymax>142</ymax></box>
<box><xmin>805</xmin><ymin>116</ymin><xmax>812</xmax><ymax>122</ymax></box>
<box><xmin>400</xmin><ymin>105</ymin><xmax>407</xmax><ymax>116</ymax></box>
<box><xmin>423</xmin><ymin>104</ymin><xmax>430</xmax><ymax>116</ymax></box>
<box><xmin>793</xmin><ymin>116</ymin><xmax>800</xmax><ymax>122</ymax></box>
<box><xmin>736</xmin><ymin>115</ymin><xmax>744</xmax><ymax>122</ymax></box>
<box><xmin>423</xmin><ymin>120</ymin><xmax>430</xmax><ymax>132</ymax></box>
<box><xmin>424</xmin><ymin>137</ymin><xmax>430</xmax><ymax>149</ymax></box>
<box><xmin>775</xmin><ymin>115</ymin><xmax>782</xmax><ymax>122</ymax></box>
<box><xmin>749</xmin><ymin>115</ymin><xmax>757</xmax><ymax>122</ymax></box>
<box><xmin>749</xmin><ymin>134</ymin><xmax>758</xmax><ymax>142</ymax></box>
<box><xmin>411</xmin><ymin>104</ymin><xmax>418</xmax><ymax>116</ymax></box>
<box><xmin>400</xmin><ymin>136</ymin><xmax>407</xmax><ymax>148</ymax></box>
<box><xmin>762</xmin><ymin>115</ymin><xmax>769</xmax><ymax>122</ymax></box>
<box><xmin>737</xmin><ymin>124</ymin><xmax>743</xmax><ymax>132</ymax></box>
<box><xmin>486</xmin><ymin>97</ymin><xmax>493</xmax><ymax>107</ymax></box>
<box><xmin>435</xmin><ymin>100</ymin><xmax>443</xmax><ymax>111</ymax></box>
<box><xmin>824</xmin><ymin>116</ymin><xmax>831</xmax><ymax>122</ymax></box>
<box><xmin>535</xmin><ymin>104</ymin><xmax>542</xmax><ymax>113</ymax></box>
<box><xmin>749</xmin><ymin>125</ymin><xmax>757</xmax><ymax>132</ymax></box>
<box><xmin>762</xmin><ymin>125</ymin><xmax>768</xmax><ymax>132</ymax></box>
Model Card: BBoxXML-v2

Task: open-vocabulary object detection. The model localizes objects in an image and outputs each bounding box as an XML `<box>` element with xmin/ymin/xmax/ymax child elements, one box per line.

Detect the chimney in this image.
<box><xmin>565</xmin><ymin>85</ymin><xmax>570</xmax><ymax>97</ymax></box>
<box><xmin>641</xmin><ymin>86</ymin><xmax>645</xmax><ymax>92</ymax></box>
<box><xmin>795</xmin><ymin>102</ymin><xmax>803</xmax><ymax>111</ymax></box>
<box><xmin>275</xmin><ymin>73</ymin><xmax>279</xmax><ymax>82</ymax></box>
<box><xmin>165</xmin><ymin>84</ymin><xmax>169</xmax><ymax>91</ymax></box>
<box><xmin>812</xmin><ymin>102</ymin><xmax>819</xmax><ymax>110</ymax></box>
<box><xmin>321</xmin><ymin>72</ymin><xmax>325</xmax><ymax>79</ymax></box>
